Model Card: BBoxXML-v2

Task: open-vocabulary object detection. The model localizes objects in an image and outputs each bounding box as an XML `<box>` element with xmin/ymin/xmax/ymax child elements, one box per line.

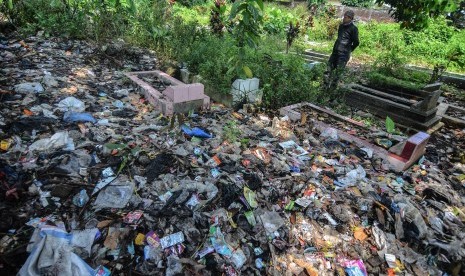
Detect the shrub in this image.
<box><xmin>174</xmin><ymin>0</ymin><xmax>209</xmax><ymax>7</ymax></box>
<box><xmin>256</xmin><ymin>51</ymin><xmax>324</xmax><ymax>108</ymax></box>
<box><xmin>172</xmin><ymin>3</ymin><xmax>210</xmax><ymax>25</ymax></box>
<box><xmin>179</xmin><ymin>35</ymin><xmax>236</xmax><ymax>94</ymax></box>
<box><xmin>6</xmin><ymin>0</ymin><xmax>90</xmax><ymax>38</ymax></box>
<box><xmin>307</xmin><ymin>0</ymin><xmax>327</xmax><ymax>12</ymax></box>
<box><xmin>5</xmin><ymin>0</ymin><xmax>168</xmax><ymax>43</ymax></box>
<box><xmin>132</xmin><ymin>3</ymin><xmax>168</xmax><ymax>43</ymax></box>
<box><xmin>365</xmin><ymin>71</ymin><xmax>426</xmax><ymax>91</ymax></box>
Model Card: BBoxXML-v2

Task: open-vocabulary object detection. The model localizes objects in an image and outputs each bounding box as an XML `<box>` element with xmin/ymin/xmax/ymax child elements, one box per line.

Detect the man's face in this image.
<box><xmin>343</xmin><ymin>15</ymin><xmax>352</xmax><ymax>24</ymax></box>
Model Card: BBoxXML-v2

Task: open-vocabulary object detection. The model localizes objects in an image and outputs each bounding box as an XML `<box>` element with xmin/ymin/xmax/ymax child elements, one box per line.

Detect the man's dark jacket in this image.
<box><xmin>332</xmin><ymin>22</ymin><xmax>359</xmax><ymax>56</ymax></box>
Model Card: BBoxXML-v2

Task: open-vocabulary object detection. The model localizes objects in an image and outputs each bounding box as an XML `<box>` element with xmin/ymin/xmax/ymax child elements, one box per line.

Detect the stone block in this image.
<box><xmin>279</xmin><ymin>106</ymin><xmax>301</xmax><ymax>121</ymax></box>
<box><xmin>173</xmin><ymin>99</ymin><xmax>205</xmax><ymax>114</ymax></box>
<box><xmin>231</xmin><ymin>78</ymin><xmax>260</xmax><ymax>103</ymax></box>
<box><xmin>160</xmin><ymin>100</ymin><xmax>174</xmax><ymax>116</ymax></box>
<box><xmin>188</xmin><ymin>83</ymin><xmax>205</xmax><ymax>101</ymax></box>
<box><xmin>163</xmin><ymin>85</ymin><xmax>189</xmax><ymax>103</ymax></box>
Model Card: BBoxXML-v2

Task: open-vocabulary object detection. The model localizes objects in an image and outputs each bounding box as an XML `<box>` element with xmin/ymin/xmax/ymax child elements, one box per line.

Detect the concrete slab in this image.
<box><xmin>344</xmin><ymin>83</ymin><xmax>442</xmax><ymax>130</ymax></box>
<box><xmin>163</xmin><ymin>86</ymin><xmax>189</xmax><ymax>103</ymax></box>
<box><xmin>188</xmin><ymin>83</ymin><xmax>205</xmax><ymax>101</ymax></box>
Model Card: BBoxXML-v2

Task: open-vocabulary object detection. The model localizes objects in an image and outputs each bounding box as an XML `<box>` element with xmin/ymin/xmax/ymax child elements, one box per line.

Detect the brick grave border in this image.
<box><xmin>125</xmin><ymin>70</ymin><xmax>210</xmax><ymax>116</ymax></box>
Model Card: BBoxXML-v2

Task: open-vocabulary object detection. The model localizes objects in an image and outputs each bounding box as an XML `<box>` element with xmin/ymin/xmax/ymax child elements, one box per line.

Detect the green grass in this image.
<box><xmin>172</xmin><ymin>3</ymin><xmax>210</xmax><ymax>25</ymax></box>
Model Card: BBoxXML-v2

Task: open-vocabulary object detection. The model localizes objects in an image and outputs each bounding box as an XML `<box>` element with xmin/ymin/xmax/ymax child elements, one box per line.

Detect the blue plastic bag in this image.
<box><xmin>181</xmin><ymin>125</ymin><xmax>212</xmax><ymax>138</ymax></box>
<box><xmin>63</xmin><ymin>112</ymin><xmax>96</xmax><ymax>123</ymax></box>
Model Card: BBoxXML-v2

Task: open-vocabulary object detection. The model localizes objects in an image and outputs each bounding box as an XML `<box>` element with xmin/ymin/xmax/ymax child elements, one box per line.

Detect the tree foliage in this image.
<box><xmin>341</xmin><ymin>0</ymin><xmax>373</xmax><ymax>8</ymax></box>
<box><xmin>375</xmin><ymin>0</ymin><xmax>461</xmax><ymax>30</ymax></box>
<box><xmin>227</xmin><ymin>0</ymin><xmax>264</xmax><ymax>78</ymax></box>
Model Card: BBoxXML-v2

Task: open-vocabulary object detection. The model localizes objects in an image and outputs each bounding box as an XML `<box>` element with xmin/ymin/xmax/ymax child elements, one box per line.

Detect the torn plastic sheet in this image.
<box><xmin>63</xmin><ymin>112</ymin><xmax>96</xmax><ymax>124</ymax></box>
<box><xmin>210</xmin><ymin>226</ymin><xmax>233</xmax><ymax>257</ymax></box>
<box><xmin>259</xmin><ymin>211</ymin><xmax>285</xmax><ymax>236</ymax></box>
<box><xmin>71</xmin><ymin>228</ymin><xmax>99</xmax><ymax>257</ymax></box>
<box><xmin>29</xmin><ymin>131</ymin><xmax>74</xmax><ymax>152</ymax></box>
<box><xmin>171</xmin><ymin>180</ymin><xmax>218</xmax><ymax>208</ymax></box>
<box><xmin>279</xmin><ymin>140</ymin><xmax>308</xmax><ymax>157</ymax></box>
<box><xmin>93</xmin><ymin>180</ymin><xmax>135</xmax><ymax>209</ymax></box>
<box><xmin>19</xmin><ymin>226</ymin><xmax>95</xmax><ymax>276</ymax></box>
<box><xmin>343</xmin><ymin>259</ymin><xmax>368</xmax><ymax>276</ymax></box>
<box><xmin>337</xmin><ymin>165</ymin><xmax>367</xmax><ymax>187</ymax></box>
<box><xmin>160</xmin><ymin>232</ymin><xmax>185</xmax><ymax>249</ymax></box>
<box><xmin>92</xmin><ymin>176</ymin><xmax>117</xmax><ymax>195</ymax></box>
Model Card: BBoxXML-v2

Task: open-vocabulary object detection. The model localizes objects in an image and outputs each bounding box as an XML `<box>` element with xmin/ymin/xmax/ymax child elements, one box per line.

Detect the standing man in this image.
<box><xmin>324</xmin><ymin>10</ymin><xmax>359</xmax><ymax>90</ymax></box>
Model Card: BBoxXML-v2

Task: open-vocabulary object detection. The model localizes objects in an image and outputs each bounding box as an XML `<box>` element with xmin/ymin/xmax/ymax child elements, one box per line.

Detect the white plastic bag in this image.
<box><xmin>56</xmin><ymin>97</ymin><xmax>85</xmax><ymax>112</ymax></box>
<box><xmin>18</xmin><ymin>226</ymin><xmax>95</xmax><ymax>276</ymax></box>
<box><xmin>29</xmin><ymin>131</ymin><xmax>74</xmax><ymax>152</ymax></box>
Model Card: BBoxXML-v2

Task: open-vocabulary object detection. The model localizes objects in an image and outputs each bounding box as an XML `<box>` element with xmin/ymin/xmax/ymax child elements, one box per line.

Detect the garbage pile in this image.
<box><xmin>1</xmin><ymin>34</ymin><xmax>465</xmax><ymax>276</ymax></box>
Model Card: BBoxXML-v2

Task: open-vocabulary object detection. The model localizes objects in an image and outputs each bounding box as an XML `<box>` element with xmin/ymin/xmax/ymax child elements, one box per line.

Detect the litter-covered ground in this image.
<box><xmin>1</xmin><ymin>33</ymin><xmax>465</xmax><ymax>276</ymax></box>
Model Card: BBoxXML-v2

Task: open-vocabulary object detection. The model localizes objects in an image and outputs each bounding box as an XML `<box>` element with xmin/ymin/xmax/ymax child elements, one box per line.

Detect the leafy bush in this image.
<box><xmin>5</xmin><ymin>0</ymin><xmax>169</xmax><ymax>43</ymax></box>
<box><xmin>341</xmin><ymin>0</ymin><xmax>373</xmax><ymax>8</ymax></box>
<box><xmin>307</xmin><ymin>0</ymin><xmax>327</xmax><ymax>12</ymax></box>
<box><xmin>6</xmin><ymin>0</ymin><xmax>90</xmax><ymax>38</ymax></box>
<box><xmin>372</xmin><ymin>45</ymin><xmax>407</xmax><ymax>76</ymax></box>
<box><xmin>172</xmin><ymin>3</ymin><xmax>210</xmax><ymax>25</ymax></box>
<box><xmin>307</xmin><ymin>5</ymin><xmax>340</xmax><ymax>40</ymax></box>
<box><xmin>162</xmin><ymin>17</ymin><xmax>209</xmax><ymax>62</ymax></box>
<box><xmin>179</xmin><ymin>34</ymin><xmax>236</xmax><ymax>94</ymax></box>
<box><xmin>256</xmin><ymin>51</ymin><xmax>324</xmax><ymax>108</ymax></box>
<box><xmin>375</xmin><ymin>0</ymin><xmax>459</xmax><ymax>30</ymax></box>
<box><xmin>175</xmin><ymin>0</ymin><xmax>209</xmax><ymax>7</ymax></box>
<box><xmin>125</xmin><ymin>0</ymin><xmax>173</xmax><ymax>49</ymax></box>
<box><xmin>210</xmin><ymin>0</ymin><xmax>227</xmax><ymax>36</ymax></box>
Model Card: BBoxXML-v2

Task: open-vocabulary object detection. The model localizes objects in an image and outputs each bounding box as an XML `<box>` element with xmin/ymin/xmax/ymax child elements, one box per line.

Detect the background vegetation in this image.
<box><xmin>340</xmin><ymin>0</ymin><xmax>373</xmax><ymax>8</ymax></box>
<box><xmin>1</xmin><ymin>0</ymin><xmax>464</xmax><ymax>109</ymax></box>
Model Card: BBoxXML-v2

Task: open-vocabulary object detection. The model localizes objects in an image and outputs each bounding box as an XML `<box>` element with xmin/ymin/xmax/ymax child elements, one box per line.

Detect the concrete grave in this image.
<box><xmin>279</xmin><ymin>102</ymin><xmax>392</xmax><ymax>161</ymax></box>
<box><xmin>302</xmin><ymin>50</ymin><xmax>329</xmax><ymax>64</ymax></box>
<box><xmin>125</xmin><ymin>70</ymin><xmax>210</xmax><ymax>116</ymax></box>
<box><xmin>304</xmin><ymin>49</ymin><xmax>465</xmax><ymax>89</ymax></box>
<box><xmin>343</xmin><ymin>83</ymin><xmax>443</xmax><ymax>130</ymax></box>
<box><xmin>279</xmin><ymin>102</ymin><xmax>430</xmax><ymax>171</ymax></box>
<box><xmin>437</xmin><ymin>103</ymin><xmax>465</xmax><ymax>128</ymax></box>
